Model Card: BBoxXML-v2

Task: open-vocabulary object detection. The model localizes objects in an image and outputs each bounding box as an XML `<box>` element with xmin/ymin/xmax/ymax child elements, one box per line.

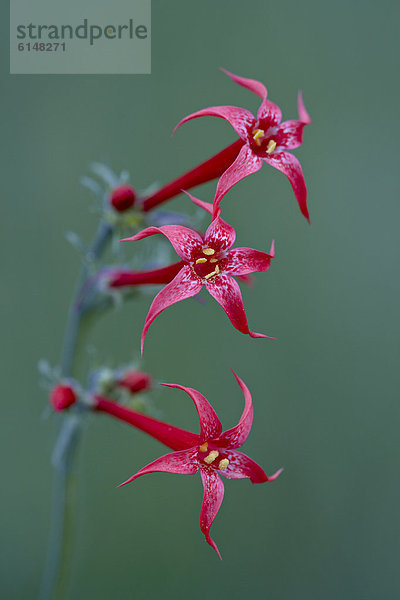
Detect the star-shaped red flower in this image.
<box><xmin>96</xmin><ymin>372</ymin><xmax>282</xmax><ymax>558</ymax></box>
<box><xmin>122</xmin><ymin>193</ymin><xmax>274</xmax><ymax>354</ymax></box>
<box><xmin>174</xmin><ymin>68</ymin><xmax>312</xmax><ymax>221</ymax></box>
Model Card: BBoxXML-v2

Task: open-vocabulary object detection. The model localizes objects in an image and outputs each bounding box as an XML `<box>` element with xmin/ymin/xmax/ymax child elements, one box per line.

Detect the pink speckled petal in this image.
<box><xmin>224</xmin><ymin>241</ymin><xmax>274</xmax><ymax>277</ymax></box>
<box><xmin>298</xmin><ymin>91</ymin><xmax>312</xmax><ymax>125</ymax></box>
<box><xmin>200</xmin><ymin>467</ymin><xmax>224</xmax><ymax>559</ymax></box>
<box><xmin>118</xmin><ymin>448</ymin><xmax>199</xmax><ymax>487</ymax></box>
<box><xmin>218</xmin><ymin>450</ymin><xmax>283</xmax><ymax>484</ymax></box>
<box><xmin>221</xmin><ymin>68</ymin><xmax>267</xmax><ymax>100</ymax></box>
<box><xmin>276</xmin><ymin>120</ymin><xmax>305</xmax><ymax>150</ymax></box>
<box><xmin>214</xmin><ymin>144</ymin><xmax>263</xmax><ymax>217</ymax></box>
<box><xmin>160</xmin><ymin>383</ymin><xmax>222</xmax><ymax>442</ymax></box>
<box><xmin>264</xmin><ymin>151</ymin><xmax>309</xmax><ymax>222</ymax></box>
<box><xmin>122</xmin><ymin>225</ymin><xmax>203</xmax><ymax>262</ymax></box>
<box><xmin>205</xmin><ymin>216</ymin><xmax>236</xmax><ymax>253</ymax></box>
<box><xmin>141</xmin><ymin>266</ymin><xmax>202</xmax><ymax>354</ymax></box>
<box><xmin>217</xmin><ymin>371</ymin><xmax>253</xmax><ymax>448</ymax></box>
<box><xmin>205</xmin><ymin>274</ymin><xmax>271</xmax><ymax>339</ymax></box>
<box><xmin>173</xmin><ymin>105</ymin><xmax>255</xmax><ymax>142</ymax></box>
<box><xmin>257</xmin><ymin>98</ymin><xmax>282</xmax><ymax>126</ymax></box>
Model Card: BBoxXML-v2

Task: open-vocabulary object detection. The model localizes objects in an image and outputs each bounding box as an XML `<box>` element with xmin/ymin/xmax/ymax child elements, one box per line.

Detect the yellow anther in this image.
<box><xmin>204</xmin><ymin>270</ymin><xmax>217</xmax><ymax>280</ymax></box>
<box><xmin>252</xmin><ymin>128</ymin><xmax>265</xmax><ymax>147</ymax></box>
<box><xmin>202</xmin><ymin>247</ymin><xmax>215</xmax><ymax>256</ymax></box>
<box><xmin>266</xmin><ymin>139</ymin><xmax>277</xmax><ymax>154</ymax></box>
<box><xmin>199</xmin><ymin>442</ymin><xmax>208</xmax><ymax>453</ymax></box>
<box><xmin>209</xmin><ymin>258</ymin><xmax>218</xmax><ymax>263</ymax></box>
<box><xmin>214</xmin><ymin>265</ymin><xmax>220</xmax><ymax>274</ymax></box>
<box><xmin>196</xmin><ymin>258</ymin><xmax>207</xmax><ymax>264</ymax></box>
<box><xmin>204</xmin><ymin>450</ymin><xmax>219</xmax><ymax>464</ymax></box>
<box><xmin>218</xmin><ymin>459</ymin><xmax>229</xmax><ymax>470</ymax></box>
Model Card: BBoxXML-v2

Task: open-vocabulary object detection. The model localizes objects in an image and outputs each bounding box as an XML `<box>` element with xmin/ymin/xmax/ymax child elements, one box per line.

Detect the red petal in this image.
<box><xmin>257</xmin><ymin>98</ymin><xmax>282</xmax><ymax>126</ymax></box>
<box><xmin>182</xmin><ymin>190</ymin><xmax>216</xmax><ymax>217</ymax></box>
<box><xmin>200</xmin><ymin>467</ymin><xmax>224</xmax><ymax>559</ymax></box>
<box><xmin>221</xmin><ymin>67</ymin><xmax>267</xmax><ymax>100</ymax></box>
<box><xmin>122</xmin><ymin>225</ymin><xmax>203</xmax><ymax>262</ymax></box>
<box><xmin>205</xmin><ymin>274</ymin><xmax>272</xmax><ymax>339</ymax></box>
<box><xmin>205</xmin><ymin>216</ymin><xmax>236</xmax><ymax>253</ymax></box>
<box><xmin>141</xmin><ymin>266</ymin><xmax>202</xmax><ymax>354</ymax></box>
<box><xmin>298</xmin><ymin>91</ymin><xmax>312</xmax><ymax>125</ymax></box>
<box><xmin>217</xmin><ymin>371</ymin><xmax>253</xmax><ymax>449</ymax></box>
<box><xmin>224</xmin><ymin>243</ymin><xmax>274</xmax><ymax>277</ymax></box>
<box><xmin>173</xmin><ymin>105</ymin><xmax>255</xmax><ymax>142</ymax></box>
<box><xmin>160</xmin><ymin>383</ymin><xmax>222</xmax><ymax>442</ymax></box>
<box><xmin>95</xmin><ymin>396</ymin><xmax>201</xmax><ymax>451</ymax></box>
<box><xmin>264</xmin><ymin>151</ymin><xmax>310</xmax><ymax>222</ymax></box>
<box><xmin>119</xmin><ymin>448</ymin><xmax>199</xmax><ymax>487</ymax></box>
<box><xmin>276</xmin><ymin>120</ymin><xmax>305</xmax><ymax>150</ymax></box>
<box><xmin>218</xmin><ymin>450</ymin><xmax>282</xmax><ymax>484</ymax></box>
<box><xmin>109</xmin><ymin>261</ymin><xmax>185</xmax><ymax>288</ymax></box>
<box><xmin>214</xmin><ymin>145</ymin><xmax>263</xmax><ymax>217</ymax></box>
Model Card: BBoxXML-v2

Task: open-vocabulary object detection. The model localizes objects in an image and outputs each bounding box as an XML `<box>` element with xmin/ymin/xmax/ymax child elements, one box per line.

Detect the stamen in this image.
<box><xmin>252</xmin><ymin>128</ymin><xmax>265</xmax><ymax>147</ymax></box>
<box><xmin>214</xmin><ymin>265</ymin><xmax>220</xmax><ymax>274</ymax></box>
<box><xmin>204</xmin><ymin>270</ymin><xmax>217</xmax><ymax>280</ymax></box>
<box><xmin>204</xmin><ymin>450</ymin><xmax>219</xmax><ymax>464</ymax></box>
<box><xmin>202</xmin><ymin>247</ymin><xmax>215</xmax><ymax>256</ymax></box>
<box><xmin>196</xmin><ymin>258</ymin><xmax>207</xmax><ymax>264</ymax></box>
<box><xmin>199</xmin><ymin>442</ymin><xmax>208</xmax><ymax>453</ymax></box>
<box><xmin>218</xmin><ymin>459</ymin><xmax>229</xmax><ymax>470</ymax></box>
<box><xmin>210</xmin><ymin>258</ymin><xmax>218</xmax><ymax>263</ymax></box>
<box><xmin>266</xmin><ymin>139</ymin><xmax>276</xmax><ymax>154</ymax></box>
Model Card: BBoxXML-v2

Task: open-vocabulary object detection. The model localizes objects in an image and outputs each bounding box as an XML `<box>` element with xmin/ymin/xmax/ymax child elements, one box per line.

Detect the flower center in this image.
<box><xmin>192</xmin><ymin>247</ymin><xmax>222</xmax><ymax>280</ymax></box>
<box><xmin>198</xmin><ymin>442</ymin><xmax>230</xmax><ymax>470</ymax></box>
<box><xmin>251</xmin><ymin>129</ymin><xmax>276</xmax><ymax>154</ymax></box>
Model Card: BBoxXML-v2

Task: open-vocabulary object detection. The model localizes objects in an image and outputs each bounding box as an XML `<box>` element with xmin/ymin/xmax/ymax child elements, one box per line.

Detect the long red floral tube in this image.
<box><xmin>174</xmin><ymin>68</ymin><xmax>311</xmax><ymax>221</ymax></box>
<box><xmin>141</xmin><ymin>139</ymin><xmax>244</xmax><ymax>212</ymax></box>
<box><xmin>122</xmin><ymin>193</ymin><xmax>275</xmax><ymax>354</ymax></box>
<box><xmin>93</xmin><ymin>371</ymin><xmax>282</xmax><ymax>558</ymax></box>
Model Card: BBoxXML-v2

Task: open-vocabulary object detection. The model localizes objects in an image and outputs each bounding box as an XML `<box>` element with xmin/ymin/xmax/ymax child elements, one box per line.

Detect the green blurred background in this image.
<box><xmin>2</xmin><ymin>0</ymin><xmax>400</xmax><ymax>598</ymax></box>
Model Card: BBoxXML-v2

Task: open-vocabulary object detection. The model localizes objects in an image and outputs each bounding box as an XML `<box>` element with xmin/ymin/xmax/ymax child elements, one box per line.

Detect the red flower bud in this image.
<box><xmin>118</xmin><ymin>371</ymin><xmax>152</xmax><ymax>394</ymax></box>
<box><xmin>110</xmin><ymin>185</ymin><xmax>136</xmax><ymax>212</ymax></box>
<box><xmin>50</xmin><ymin>385</ymin><xmax>77</xmax><ymax>412</ymax></box>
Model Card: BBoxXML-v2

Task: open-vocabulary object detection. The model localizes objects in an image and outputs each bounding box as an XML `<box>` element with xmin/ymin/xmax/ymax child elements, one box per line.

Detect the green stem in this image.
<box><xmin>39</xmin><ymin>221</ymin><xmax>112</xmax><ymax>600</ymax></box>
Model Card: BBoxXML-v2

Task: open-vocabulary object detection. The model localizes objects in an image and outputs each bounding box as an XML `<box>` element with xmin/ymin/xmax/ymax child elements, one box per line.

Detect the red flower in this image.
<box><xmin>174</xmin><ymin>69</ymin><xmax>312</xmax><ymax>221</ymax></box>
<box><xmin>94</xmin><ymin>372</ymin><xmax>282</xmax><ymax>558</ymax></box>
<box><xmin>122</xmin><ymin>193</ymin><xmax>275</xmax><ymax>354</ymax></box>
<box><xmin>110</xmin><ymin>185</ymin><xmax>136</xmax><ymax>212</ymax></box>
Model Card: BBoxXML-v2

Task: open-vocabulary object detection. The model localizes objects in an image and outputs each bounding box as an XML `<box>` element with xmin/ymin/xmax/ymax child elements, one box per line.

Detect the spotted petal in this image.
<box><xmin>224</xmin><ymin>242</ymin><xmax>274</xmax><ymax>277</ymax></box>
<box><xmin>205</xmin><ymin>274</ymin><xmax>271</xmax><ymax>339</ymax></box>
<box><xmin>298</xmin><ymin>91</ymin><xmax>312</xmax><ymax>125</ymax></box>
<box><xmin>122</xmin><ymin>225</ymin><xmax>203</xmax><ymax>262</ymax></box>
<box><xmin>182</xmin><ymin>190</ymin><xmax>220</xmax><ymax>218</ymax></box>
<box><xmin>218</xmin><ymin>450</ymin><xmax>283</xmax><ymax>483</ymax></box>
<box><xmin>217</xmin><ymin>371</ymin><xmax>254</xmax><ymax>449</ymax></box>
<box><xmin>221</xmin><ymin>68</ymin><xmax>268</xmax><ymax>101</ymax></box>
<box><xmin>200</xmin><ymin>467</ymin><xmax>224</xmax><ymax>559</ymax></box>
<box><xmin>141</xmin><ymin>266</ymin><xmax>202</xmax><ymax>354</ymax></box>
<box><xmin>257</xmin><ymin>98</ymin><xmax>282</xmax><ymax>126</ymax></box>
<box><xmin>214</xmin><ymin>144</ymin><xmax>263</xmax><ymax>217</ymax></box>
<box><xmin>276</xmin><ymin>120</ymin><xmax>305</xmax><ymax>150</ymax></box>
<box><xmin>118</xmin><ymin>448</ymin><xmax>199</xmax><ymax>487</ymax></box>
<box><xmin>160</xmin><ymin>383</ymin><xmax>222</xmax><ymax>442</ymax></box>
<box><xmin>204</xmin><ymin>216</ymin><xmax>236</xmax><ymax>253</ymax></box>
<box><xmin>173</xmin><ymin>105</ymin><xmax>255</xmax><ymax>142</ymax></box>
<box><xmin>264</xmin><ymin>151</ymin><xmax>309</xmax><ymax>222</ymax></box>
